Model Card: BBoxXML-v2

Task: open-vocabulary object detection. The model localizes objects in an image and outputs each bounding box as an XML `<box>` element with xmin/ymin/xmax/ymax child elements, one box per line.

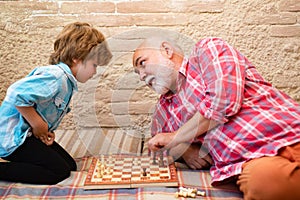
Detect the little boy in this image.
<box><xmin>0</xmin><ymin>22</ymin><xmax>112</xmax><ymax>184</ymax></box>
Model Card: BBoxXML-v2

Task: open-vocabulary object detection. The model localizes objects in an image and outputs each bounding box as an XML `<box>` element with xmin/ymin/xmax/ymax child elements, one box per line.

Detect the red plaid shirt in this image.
<box><xmin>151</xmin><ymin>38</ymin><xmax>300</xmax><ymax>184</ymax></box>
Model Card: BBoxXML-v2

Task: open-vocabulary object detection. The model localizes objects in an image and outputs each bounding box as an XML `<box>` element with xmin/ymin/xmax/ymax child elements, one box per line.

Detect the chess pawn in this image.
<box><xmin>152</xmin><ymin>152</ymin><xmax>157</xmax><ymax>165</ymax></box>
<box><xmin>142</xmin><ymin>168</ymin><xmax>147</xmax><ymax>176</ymax></box>
<box><xmin>100</xmin><ymin>170</ymin><xmax>105</xmax><ymax>177</ymax></box>
<box><xmin>191</xmin><ymin>188</ymin><xmax>197</xmax><ymax>193</ymax></box>
<box><xmin>174</xmin><ymin>192</ymin><xmax>179</xmax><ymax>198</ymax></box>
<box><xmin>97</xmin><ymin>171</ymin><xmax>103</xmax><ymax>178</ymax></box>
<box><xmin>100</xmin><ymin>164</ymin><xmax>105</xmax><ymax>171</ymax></box>
<box><xmin>178</xmin><ymin>190</ymin><xmax>183</xmax><ymax>197</ymax></box>
<box><xmin>159</xmin><ymin>152</ymin><xmax>164</xmax><ymax>167</ymax></box>
<box><xmin>106</xmin><ymin>166</ymin><xmax>112</xmax><ymax>175</ymax></box>
<box><xmin>197</xmin><ymin>190</ymin><xmax>205</xmax><ymax>196</ymax></box>
<box><xmin>108</xmin><ymin>168</ymin><xmax>113</xmax><ymax>175</ymax></box>
<box><xmin>189</xmin><ymin>192</ymin><xmax>196</xmax><ymax>198</ymax></box>
<box><xmin>100</xmin><ymin>154</ymin><xmax>105</xmax><ymax>164</ymax></box>
<box><xmin>107</xmin><ymin>153</ymin><xmax>113</xmax><ymax>164</ymax></box>
<box><xmin>133</xmin><ymin>157</ymin><xmax>139</xmax><ymax>166</ymax></box>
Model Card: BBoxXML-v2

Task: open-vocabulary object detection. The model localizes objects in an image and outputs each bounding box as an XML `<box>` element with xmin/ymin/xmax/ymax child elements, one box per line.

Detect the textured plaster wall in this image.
<box><xmin>0</xmin><ymin>0</ymin><xmax>299</xmax><ymax>138</ymax></box>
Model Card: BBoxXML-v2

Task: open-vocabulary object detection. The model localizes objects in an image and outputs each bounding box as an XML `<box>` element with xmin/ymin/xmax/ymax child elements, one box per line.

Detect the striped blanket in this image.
<box><xmin>0</xmin><ymin>129</ymin><xmax>243</xmax><ymax>199</ymax></box>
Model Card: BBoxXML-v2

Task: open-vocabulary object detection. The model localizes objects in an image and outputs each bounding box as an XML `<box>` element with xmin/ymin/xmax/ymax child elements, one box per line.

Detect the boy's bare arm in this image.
<box><xmin>16</xmin><ymin>106</ymin><xmax>54</xmax><ymax>145</ymax></box>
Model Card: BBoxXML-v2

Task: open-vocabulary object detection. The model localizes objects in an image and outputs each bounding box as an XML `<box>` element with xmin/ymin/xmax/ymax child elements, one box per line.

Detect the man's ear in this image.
<box><xmin>160</xmin><ymin>42</ymin><xmax>174</xmax><ymax>58</ymax></box>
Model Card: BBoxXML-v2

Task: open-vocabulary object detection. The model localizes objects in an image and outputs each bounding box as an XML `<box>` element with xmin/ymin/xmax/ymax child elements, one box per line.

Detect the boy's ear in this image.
<box><xmin>160</xmin><ymin>41</ymin><xmax>174</xmax><ymax>59</ymax></box>
<box><xmin>72</xmin><ymin>58</ymin><xmax>79</xmax><ymax>64</ymax></box>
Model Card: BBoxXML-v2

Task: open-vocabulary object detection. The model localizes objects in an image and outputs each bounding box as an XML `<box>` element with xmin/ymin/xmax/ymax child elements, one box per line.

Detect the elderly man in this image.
<box><xmin>132</xmin><ymin>36</ymin><xmax>300</xmax><ymax>200</ymax></box>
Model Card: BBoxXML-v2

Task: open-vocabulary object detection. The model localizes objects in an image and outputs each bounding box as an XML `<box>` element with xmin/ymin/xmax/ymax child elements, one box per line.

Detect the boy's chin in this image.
<box><xmin>77</xmin><ymin>78</ymin><xmax>88</xmax><ymax>83</ymax></box>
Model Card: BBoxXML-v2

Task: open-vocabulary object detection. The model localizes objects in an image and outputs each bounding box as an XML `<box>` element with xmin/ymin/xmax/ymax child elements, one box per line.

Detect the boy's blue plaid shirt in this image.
<box><xmin>0</xmin><ymin>62</ymin><xmax>77</xmax><ymax>157</ymax></box>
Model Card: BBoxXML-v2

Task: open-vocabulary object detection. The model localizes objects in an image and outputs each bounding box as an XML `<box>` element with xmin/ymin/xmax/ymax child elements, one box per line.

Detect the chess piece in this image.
<box><xmin>142</xmin><ymin>168</ymin><xmax>147</xmax><ymax>176</ymax></box>
<box><xmin>152</xmin><ymin>152</ymin><xmax>157</xmax><ymax>165</ymax></box>
<box><xmin>175</xmin><ymin>187</ymin><xmax>205</xmax><ymax>198</ymax></box>
<box><xmin>133</xmin><ymin>157</ymin><xmax>139</xmax><ymax>166</ymax></box>
<box><xmin>159</xmin><ymin>151</ymin><xmax>164</xmax><ymax>167</ymax></box>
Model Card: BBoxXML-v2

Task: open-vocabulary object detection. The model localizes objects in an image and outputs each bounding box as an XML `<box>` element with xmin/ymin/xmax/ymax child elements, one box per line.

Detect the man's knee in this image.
<box><xmin>238</xmin><ymin>156</ymin><xmax>300</xmax><ymax>200</ymax></box>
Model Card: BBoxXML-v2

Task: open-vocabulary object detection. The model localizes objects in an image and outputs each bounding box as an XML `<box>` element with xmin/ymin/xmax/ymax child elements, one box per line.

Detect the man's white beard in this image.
<box><xmin>145</xmin><ymin>75</ymin><xmax>167</xmax><ymax>94</ymax></box>
<box><xmin>152</xmin><ymin>75</ymin><xmax>171</xmax><ymax>94</ymax></box>
<box><xmin>147</xmin><ymin>67</ymin><xmax>173</xmax><ymax>95</ymax></box>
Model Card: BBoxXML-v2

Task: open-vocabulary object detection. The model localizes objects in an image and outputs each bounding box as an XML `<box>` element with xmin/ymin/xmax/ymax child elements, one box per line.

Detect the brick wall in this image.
<box><xmin>0</xmin><ymin>0</ymin><xmax>299</xmax><ymax>138</ymax></box>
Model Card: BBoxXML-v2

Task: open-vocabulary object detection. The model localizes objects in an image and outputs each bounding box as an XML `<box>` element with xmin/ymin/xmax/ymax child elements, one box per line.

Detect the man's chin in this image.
<box><xmin>153</xmin><ymin>87</ymin><xmax>170</xmax><ymax>95</ymax></box>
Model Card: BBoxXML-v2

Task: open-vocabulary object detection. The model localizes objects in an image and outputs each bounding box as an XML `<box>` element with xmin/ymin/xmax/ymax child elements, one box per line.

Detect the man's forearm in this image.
<box><xmin>169</xmin><ymin>142</ymin><xmax>191</xmax><ymax>161</ymax></box>
<box><xmin>173</xmin><ymin>112</ymin><xmax>219</xmax><ymax>145</ymax></box>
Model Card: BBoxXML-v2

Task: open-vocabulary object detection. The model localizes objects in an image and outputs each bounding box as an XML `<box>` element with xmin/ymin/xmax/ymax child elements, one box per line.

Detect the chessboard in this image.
<box><xmin>84</xmin><ymin>154</ymin><xmax>178</xmax><ymax>189</ymax></box>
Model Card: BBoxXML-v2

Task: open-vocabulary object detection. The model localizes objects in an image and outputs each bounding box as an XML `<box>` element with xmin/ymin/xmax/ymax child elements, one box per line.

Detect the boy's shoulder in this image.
<box><xmin>28</xmin><ymin>63</ymin><xmax>77</xmax><ymax>89</ymax></box>
<box><xmin>31</xmin><ymin>64</ymin><xmax>67</xmax><ymax>78</ymax></box>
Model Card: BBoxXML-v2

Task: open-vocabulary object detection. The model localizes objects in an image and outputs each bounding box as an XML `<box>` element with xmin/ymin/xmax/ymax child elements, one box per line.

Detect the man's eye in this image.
<box><xmin>93</xmin><ymin>64</ymin><xmax>97</xmax><ymax>68</ymax></box>
<box><xmin>139</xmin><ymin>60</ymin><xmax>145</xmax><ymax>67</ymax></box>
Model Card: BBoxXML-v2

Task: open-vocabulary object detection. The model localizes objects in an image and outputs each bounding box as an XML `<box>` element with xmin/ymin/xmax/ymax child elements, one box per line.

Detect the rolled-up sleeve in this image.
<box><xmin>193</xmin><ymin>38</ymin><xmax>246</xmax><ymax>123</ymax></box>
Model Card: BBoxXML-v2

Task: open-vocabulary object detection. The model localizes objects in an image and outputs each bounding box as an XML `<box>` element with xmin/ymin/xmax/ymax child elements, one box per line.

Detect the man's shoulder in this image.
<box><xmin>195</xmin><ymin>37</ymin><xmax>227</xmax><ymax>48</ymax></box>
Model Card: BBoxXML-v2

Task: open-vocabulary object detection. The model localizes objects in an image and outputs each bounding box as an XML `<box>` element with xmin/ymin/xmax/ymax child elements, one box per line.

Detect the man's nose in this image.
<box><xmin>139</xmin><ymin>70</ymin><xmax>146</xmax><ymax>81</ymax></box>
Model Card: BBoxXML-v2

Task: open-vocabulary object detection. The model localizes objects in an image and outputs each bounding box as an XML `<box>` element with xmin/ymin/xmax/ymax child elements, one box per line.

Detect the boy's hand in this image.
<box><xmin>16</xmin><ymin>106</ymin><xmax>54</xmax><ymax>145</ymax></box>
<box><xmin>30</xmin><ymin>118</ymin><xmax>54</xmax><ymax>145</ymax></box>
<box><xmin>32</xmin><ymin>126</ymin><xmax>55</xmax><ymax>146</ymax></box>
<box><xmin>35</xmin><ymin>131</ymin><xmax>55</xmax><ymax>146</ymax></box>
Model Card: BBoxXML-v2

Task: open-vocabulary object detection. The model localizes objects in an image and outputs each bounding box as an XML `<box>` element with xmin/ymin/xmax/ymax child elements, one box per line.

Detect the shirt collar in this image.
<box><xmin>57</xmin><ymin>62</ymin><xmax>78</xmax><ymax>91</ymax></box>
<box><xmin>179</xmin><ymin>56</ymin><xmax>188</xmax><ymax>77</ymax></box>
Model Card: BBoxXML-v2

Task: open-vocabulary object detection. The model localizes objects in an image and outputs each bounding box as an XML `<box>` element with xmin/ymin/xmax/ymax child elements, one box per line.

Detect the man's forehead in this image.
<box><xmin>134</xmin><ymin>46</ymin><xmax>158</xmax><ymax>57</ymax></box>
<box><xmin>134</xmin><ymin>46</ymin><xmax>147</xmax><ymax>54</ymax></box>
<box><xmin>133</xmin><ymin>47</ymin><xmax>147</xmax><ymax>60</ymax></box>
<box><xmin>133</xmin><ymin>45</ymin><xmax>159</xmax><ymax>66</ymax></box>
<box><xmin>133</xmin><ymin>48</ymin><xmax>142</xmax><ymax>57</ymax></box>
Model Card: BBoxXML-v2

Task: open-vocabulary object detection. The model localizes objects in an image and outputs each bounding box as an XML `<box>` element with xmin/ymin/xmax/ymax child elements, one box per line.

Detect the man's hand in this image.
<box><xmin>169</xmin><ymin>142</ymin><xmax>213</xmax><ymax>170</ymax></box>
<box><xmin>149</xmin><ymin>112</ymin><xmax>219</xmax><ymax>152</ymax></box>
<box><xmin>181</xmin><ymin>143</ymin><xmax>213</xmax><ymax>170</ymax></box>
<box><xmin>148</xmin><ymin>132</ymin><xmax>178</xmax><ymax>151</ymax></box>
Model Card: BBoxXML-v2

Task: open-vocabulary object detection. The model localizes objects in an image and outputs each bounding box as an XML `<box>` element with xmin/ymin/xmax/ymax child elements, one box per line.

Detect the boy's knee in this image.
<box><xmin>70</xmin><ymin>160</ymin><xmax>77</xmax><ymax>171</ymax></box>
<box><xmin>47</xmin><ymin>169</ymin><xmax>71</xmax><ymax>185</ymax></box>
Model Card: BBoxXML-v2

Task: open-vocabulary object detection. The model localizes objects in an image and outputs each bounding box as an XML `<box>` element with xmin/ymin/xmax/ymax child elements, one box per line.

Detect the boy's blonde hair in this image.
<box><xmin>49</xmin><ymin>22</ymin><xmax>112</xmax><ymax>67</ymax></box>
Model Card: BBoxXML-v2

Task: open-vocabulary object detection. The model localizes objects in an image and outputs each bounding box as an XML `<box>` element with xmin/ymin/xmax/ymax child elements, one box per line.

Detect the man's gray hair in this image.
<box><xmin>141</xmin><ymin>36</ymin><xmax>184</xmax><ymax>55</ymax></box>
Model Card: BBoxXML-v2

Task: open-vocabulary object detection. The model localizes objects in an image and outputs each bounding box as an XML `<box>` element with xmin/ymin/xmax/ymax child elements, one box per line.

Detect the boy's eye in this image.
<box><xmin>93</xmin><ymin>64</ymin><xmax>97</xmax><ymax>68</ymax></box>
